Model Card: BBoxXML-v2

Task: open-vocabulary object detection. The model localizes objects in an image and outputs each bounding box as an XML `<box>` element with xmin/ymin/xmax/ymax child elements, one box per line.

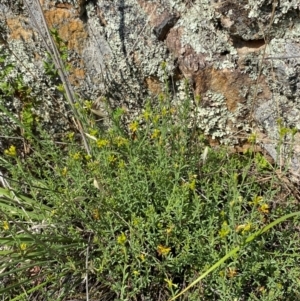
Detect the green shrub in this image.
<box><xmin>0</xmin><ymin>38</ymin><xmax>300</xmax><ymax>301</ymax></box>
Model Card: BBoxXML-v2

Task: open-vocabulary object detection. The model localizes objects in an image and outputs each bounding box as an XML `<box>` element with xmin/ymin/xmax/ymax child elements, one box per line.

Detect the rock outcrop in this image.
<box><xmin>1</xmin><ymin>0</ymin><xmax>300</xmax><ymax>180</ymax></box>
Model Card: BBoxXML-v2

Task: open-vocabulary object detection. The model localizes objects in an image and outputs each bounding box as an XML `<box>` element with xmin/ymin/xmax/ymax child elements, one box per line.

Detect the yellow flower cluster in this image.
<box><xmin>249</xmin><ymin>196</ymin><xmax>270</xmax><ymax>214</ymax></box>
<box><xmin>67</xmin><ymin>132</ymin><xmax>75</xmax><ymax>141</ymax></box>
<box><xmin>142</xmin><ymin>110</ymin><xmax>151</xmax><ymax>121</ymax></box>
<box><xmin>107</xmin><ymin>154</ymin><xmax>116</xmax><ymax>163</ymax></box>
<box><xmin>157</xmin><ymin>244</ymin><xmax>171</xmax><ymax>256</ymax></box>
<box><xmin>117</xmin><ymin>232</ymin><xmax>127</xmax><ymax>245</ymax></box>
<box><xmin>259</xmin><ymin>203</ymin><xmax>269</xmax><ymax>214</ymax></box>
<box><xmin>3</xmin><ymin>221</ymin><xmax>9</xmax><ymax>230</ymax></box>
<box><xmin>236</xmin><ymin>223</ymin><xmax>252</xmax><ymax>234</ymax></box>
<box><xmin>61</xmin><ymin>167</ymin><xmax>68</xmax><ymax>176</ymax></box>
<box><xmin>20</xmin><ymin>243</ymin><xmax>27</xmax><ymax>251</ymax></box>
<box><xmin>92</xmin><ymin>208</ymin><xmax>100</xmax><ymax>220</ymax></box>
<box><xmin>96</xmin><ymin>139</ymin><xmax>109</xmax><ymax>148</ymax></box>
<box><xmin>164</xmin><ymin>277</ymin><xmax>178</xmax><ymax>289</ymax></box>
<box><xmin>248</xmin><ymin>132</ymin><xmax>257</xmax><ymax>143</ymax></box>
<box><xmin>83</xmin><ymin>100</ymin><xmax>93</xmax><ymax>110</ymax></box>
<box><xmin>114</xmin><ymin>136</ymin><xmax>128</xmax><ymax>147</ymax></box>
<box><xmin>4</xmin><ymin>145</ymin><xmax>17</xmax><ymax>157</ymax></box>
<box><xmin>219</xmin><ymin>221</ymin><xmax>230</xmax><ymax>238</ymax></box>
<box><xmin>72</xmin><ymin>152</ymin><xmax>81</xmax><ymax>160</ymax></box>
<box><xmin>118</xmin><ymin>159</ymin><xmax>125</xmax><ymax>169</ymax></box>
<box><xmin>151</xmin><ymin>129</ymin><xmax>160</xmax><ymax>139</ymax></box>
<box><xmin>89</xmin><ymin>128</ymin><xmax>98</xmax><ymax>137</ymax></box>
<box><xmin>129</xmin><ymin>120</ymin><xmax>139</xmax><ymax>133</ymax></box>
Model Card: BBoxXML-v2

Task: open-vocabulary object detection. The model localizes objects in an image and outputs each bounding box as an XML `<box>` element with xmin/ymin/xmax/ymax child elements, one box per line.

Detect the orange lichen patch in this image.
<box><xmin>43</xmin><ymin>8</ymin><xmax>87</xmax><ymax>53</ymax></box>
<box><xmin>44</xmin><ymin>9</ymin><xmax>72</xmax><ymax>27</ymax></box>
<box><xmin>59</xmin><ymin>20</ymin><xmax>87</xmax><ymax>53</ymax></box>
<box><xmin>193</xmin><ymin>68</ymin><xmax>271</xmax><ymax>112</ymax></box>
<box><xmin>144</xmin><ymin>76</ymin><xmax>163</xmax><ymax>95</ymax></box>
<box><xmin>6</xmin><ymin>17</ymin><xmax>34</xmax><ymax>41</ymax></box>
<box><xmin>210</xmin><ymin>68</ymin><xmax>250</xmax><ymax>112</ymax></box>
<box><xmin>68</xmin><ymin>68</ymin><xmax>86</xmax><ymax>86</ymax></box>
<box><xmin>34</xmin><ymin>52</ymin><xmax>42</xmax><ymax>60</ymax></box>
<box><xmin>55</xmin><ymin>3</ymin><xmax>73</xmax><ymax>9</ymax></box>
<box><xmin>193</xmin><ymin>67</ymin><xmax>245</xmax><ymax>111</ymax></box>
<box><xmin>166</xmin><ymin>26</ymin><xmax>270</xmax><ymax>113</ymax></box>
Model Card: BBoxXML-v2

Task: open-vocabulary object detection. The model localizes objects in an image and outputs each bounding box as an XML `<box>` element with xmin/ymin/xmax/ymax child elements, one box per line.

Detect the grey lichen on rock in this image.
<box><xmin>2</xmin><ymin>0</ymin><xmax>300</xmax><ymax>180</ymax></box>
<box><xmin>83</xmin><ymin>0</ymin><xmax>175</xmax><ymax>109</ymax></box>
<box><xmin>194</xmin><ymin>90</ymin><xmax>237</xmax><ymax>141</ymax></box>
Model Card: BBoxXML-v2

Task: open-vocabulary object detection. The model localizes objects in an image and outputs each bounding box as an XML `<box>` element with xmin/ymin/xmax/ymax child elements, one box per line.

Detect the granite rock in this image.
<box><xmin>2</xmin><ymin>0</ymin><xmax>300</xmax><ymax>181</ymax></box>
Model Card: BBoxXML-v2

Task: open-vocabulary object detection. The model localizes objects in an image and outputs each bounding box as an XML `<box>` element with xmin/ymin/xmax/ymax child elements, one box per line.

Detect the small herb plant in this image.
<box><xmin>0</xmin><ymin>32</ymin><xmax>300</xmax><ymax>301</ymax></box>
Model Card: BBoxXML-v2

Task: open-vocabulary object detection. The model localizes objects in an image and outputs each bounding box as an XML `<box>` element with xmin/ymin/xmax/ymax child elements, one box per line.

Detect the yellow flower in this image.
<box><xmin>151</xmin><ymin>129</ymin><xmax>160</xmax><ymax>139</ymax></box>
<box><xmin>161</xmin><ymin>106</ymin><xmax>168</xmax><ymax>116</ymax></box>
<box><xmin>20</xmin><ymin>243</ymin><xmax>27</xmax><ymax>251</ymax></box>
<box><xmin>129</xmin><ymin>120</ymin><xmax>139</xmax><ymax>133</ymax></box>
<box><xmin>259</xmin><ymin>203</ymin><xmax>269</xmax><ymax>214</ymax></box>
<box><xmin>118</xmin><ymin>159</ymin><xmax>125</xmax><ymax>169</ymax></box>
<box><xmin>89</xmin><ymin>128</ymin><xmax>98</xmax><ymax>137</ymax></box>
<box><xmin>157</xmin><ymin>244</ymin><xmax>171</xmax><ymax>257</ymax></box>
<box><xmin>3</xmin><ymin>221</ymin><xmax>9</xmax><ymax>230</ymax></box>
<box><xmin>233</xmin><ymin>173</ymin><xmax>238</xmax><ymax>182</ymax></box>
<box><xmin>114</xmin><ymin>136</ymin><xmax>128</xmax><ymax>147</ymax></box>
<box><xmin>4</xmin><ymin>145</ymin><xmax>17</xmax><ymax>157</ymax></box>
<box><xmin>83</xmin><ymin>100</ymin><xmax>93</xmax><ymax>110</ymax></box>
<box><xmin>249</xmin><ymin>195</ymin><xmax>263</xmax><ymax>206</ymax></box>
<box><xmin>117</xmin><ymin>232</ymin><xmax>127</xmax><ymax>245</ymax></box>
<box><xmin>133</xmin><ymin>270</ymin><xmax>140</xmax><ymax>276</ymax></box>
<box><xmin>61</xmin><ymin>167</ymin><xmax>68</xmax><ymax>176</ymax></box>
<box><xmin>258</xmin><ymin>286</ymin><xmax>266</xmax><ymax>293</ymax></box>
<box><xmin>236</xmin><ymin>223</ymin><xmax>251</xmax><ymax>234</ymax></box>
<box><xmin>164</xmin><ymin>277</ymin><xmax>178</xmax><ymax>289</ymax></box>
<box><xmin>139</xmin><ymin>253</ymin><xmax>145</xmax><ymax>261</ymax></box>
<box><xmin>108</xmin><ymin>154</ymin><xmax>116</xmax><ymax>163</ymax></box>
<box><xmin>243</xmin><ymin>223</ymin><xmax>252</xmax><ymax>232</ymax></box>
<box><xmin>67</xmin><ymin>132</ymin><xmax>75</xmax><ymax>141</ymax></box>
<box><xmin>166</xmin><ymin>225</ymin><xmax>174</xmax><ymax>235</ymax></box>
<box><xmin>72</xmin><ymin>152</ymin><xmax>81</xmax><ymax>160</ymax></box>
<box><xmin>188</xmin><ymin>179</ymin><xmax>196</xmax><ymax>191</ymax></box>
<box><xmin>85</xmin><ymin>154</ymin><xmax>92</xmax><ymax>161</ymax></box>
<box><xmin>219</xmin><ymin>221</ymin><xmax>230</xmax><ymax>238</ymax></box>
<box><xmin>142</xmin><ymin>110</ymin><xmax>151</xmax><ymax>121</ymax></box>
<box><xmin>92</xmin><ymin>208</ymin><xmax>100</xmax><ymax>220</ymax></box>
<box><xmin>248</xmin><ymin>132</ymin><xmax>257</xmax><ymax>143</ymax></box>
<box><xmin>96</xmin><ymin>139</ymin><xmax>109</xmax><ymax>148</ymax></box>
